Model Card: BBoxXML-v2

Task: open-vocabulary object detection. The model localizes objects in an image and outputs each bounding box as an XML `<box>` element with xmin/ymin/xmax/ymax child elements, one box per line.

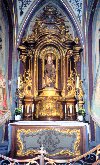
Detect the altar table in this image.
<box><xmin>8</xmin><ymin>121</ymin><xmax>89</xmax><ymax>159</ymax></box>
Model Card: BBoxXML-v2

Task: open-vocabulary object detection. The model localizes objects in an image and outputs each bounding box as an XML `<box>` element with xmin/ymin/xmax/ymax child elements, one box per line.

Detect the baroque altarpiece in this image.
<box><xmin>18</xmin><ymin>4</ymin><xmax>84</xmax><ymax>121</ymax></box>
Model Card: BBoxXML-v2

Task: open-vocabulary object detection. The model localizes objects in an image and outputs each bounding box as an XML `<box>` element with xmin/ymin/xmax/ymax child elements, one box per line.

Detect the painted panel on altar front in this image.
<box><xmin>16</xmin><ymin>126</ymin><xmax>83</xmax><ymax>158</ymax></box>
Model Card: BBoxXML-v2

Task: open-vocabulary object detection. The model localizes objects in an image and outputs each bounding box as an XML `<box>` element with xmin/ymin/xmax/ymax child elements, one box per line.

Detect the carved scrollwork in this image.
<box><xmin>35</xmin><ymin>88</ymin><xmax>63</xmax><ymax>119</ymax></box>
<box><xmin>18</xmin><ymin>69</ymin><xmax>32</xmax><ymax>98</ymax></box>
<box><xmin>66</xmin><ymin>71</ymin><xmax>76</xmax><ymax>98</ymax></box>
<box><xmin>27</xmin><ymin>4</ymin><xmax>73</xmax><ymax>44</ymax></box>
<box><xmin>39</xmin><ymin>46</ymin><xmax>60</xmax><ymax>60</ymax></box>
<box><xmin>16</xmin><ymin>127</ymin><xmax>81</xmax><ymax>157</ymax></box>
<box><xmin>24</xmin><ymin>70</ymin><xmax>32</xmax><ymax>97</ymax></box>
<box><xmin>17</xmin><ymin>4</ymin><xmax>83</xmax><ymax>121</ymax></box>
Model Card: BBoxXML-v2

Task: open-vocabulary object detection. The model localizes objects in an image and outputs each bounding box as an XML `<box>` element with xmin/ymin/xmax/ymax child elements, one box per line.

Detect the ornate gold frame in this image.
<box><xmin>16</xmin><ymin>127</ymin><xmax>81</xmax><ymax>157</ymax></box>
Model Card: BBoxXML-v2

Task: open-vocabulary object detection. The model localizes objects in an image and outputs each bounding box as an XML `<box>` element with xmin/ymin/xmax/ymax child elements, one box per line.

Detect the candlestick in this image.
<box><xmin>65</xmin><ymin>104</ymin><xmax>66</xmax><ymax>114</ymax></box>
<box><xmin>18</xmin><ymin>76</ymin><xmax>20</xmax><ymax>88</ymax></box>
<box><xmin>76</xmin><ymin>76</ymin><xmax>79</xmax><ymax>89</ymax></box>
<box><xmin>32</xmin><ymin>104</ymin><xmax>34</xmax><ymax>113</ymax></box>
<box><xmin>70</xmin><ymin>105</ymin><xmax>72</xmax><ymax>113</ymax></box>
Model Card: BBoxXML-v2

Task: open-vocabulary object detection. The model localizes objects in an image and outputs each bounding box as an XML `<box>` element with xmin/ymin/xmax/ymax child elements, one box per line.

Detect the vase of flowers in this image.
<box><xmin>77</xmin><ymin>108</ymin><xmax>85</xmax><ymax>121</ymax></box>
<box><xmin>15</xmin><ymin>107</ymin><xmax>22</xmax><ymax>120</ymax></box>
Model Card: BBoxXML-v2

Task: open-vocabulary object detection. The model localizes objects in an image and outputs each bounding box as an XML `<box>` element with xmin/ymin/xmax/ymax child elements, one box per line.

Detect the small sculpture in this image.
<box><xmin>43</xmin><ymin>54</ymin><xmax>56</xmax><ymax>88</ymax></box>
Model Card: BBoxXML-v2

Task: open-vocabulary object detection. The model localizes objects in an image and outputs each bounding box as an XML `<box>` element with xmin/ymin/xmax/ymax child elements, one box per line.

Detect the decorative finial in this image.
<box><xmin>38</xmin><ymin>144</ymin><xmax>47</xmax><ymax>155</ymax></box>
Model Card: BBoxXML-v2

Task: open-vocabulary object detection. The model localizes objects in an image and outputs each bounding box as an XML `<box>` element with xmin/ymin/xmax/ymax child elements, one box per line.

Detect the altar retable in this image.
<box><xmin>10</xmin><ymin>4</ymin><xmax>87</xmax><ymax>159</ymax></box>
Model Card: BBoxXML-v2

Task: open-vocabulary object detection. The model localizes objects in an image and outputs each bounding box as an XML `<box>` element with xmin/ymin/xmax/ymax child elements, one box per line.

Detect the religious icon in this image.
<box><xmin>43</xmin><ymin>54</ymin><xmax>56</xmax><ymax>88</ymax></box>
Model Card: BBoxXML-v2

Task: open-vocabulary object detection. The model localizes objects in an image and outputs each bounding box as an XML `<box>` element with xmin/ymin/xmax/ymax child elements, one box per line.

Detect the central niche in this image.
<box><xmin>43</xmin><ymin>53</ymin><xmax>56</xmax><ymax>88</ymax></box>
<box><xmin>38</xmin><ymin>46</ymin><xmax>61</xmax><ymax>90</ymax></box>
<box><xmin>18</xmin><ymin>4</ymin><xmax>82</xmax><ymax>121</ymax></box>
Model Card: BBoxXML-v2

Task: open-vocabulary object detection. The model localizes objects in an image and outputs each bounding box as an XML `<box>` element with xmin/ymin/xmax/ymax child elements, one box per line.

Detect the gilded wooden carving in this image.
<box><xmin>17</xmin><ymin>4</ymin><xmax>83</xmax><ymax>121</ymax></box>
<box><xmin>16</xmin><ymin>127</ymin><xmax>81</xmax><ymax>157</ymax></box>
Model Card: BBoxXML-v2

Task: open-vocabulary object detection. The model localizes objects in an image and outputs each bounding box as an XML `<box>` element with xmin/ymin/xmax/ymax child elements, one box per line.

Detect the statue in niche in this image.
<box><xmin>43</xmin><ymin>54</ymin><xmax>56</xmax><ymax>88</ymax></box>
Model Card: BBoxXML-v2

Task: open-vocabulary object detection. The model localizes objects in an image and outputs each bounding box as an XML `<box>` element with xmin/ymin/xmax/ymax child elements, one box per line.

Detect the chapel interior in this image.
<box><xmin>0</xmin><ymin>0</ymin><xmax>100</xmax><ymax>164</ymax></box>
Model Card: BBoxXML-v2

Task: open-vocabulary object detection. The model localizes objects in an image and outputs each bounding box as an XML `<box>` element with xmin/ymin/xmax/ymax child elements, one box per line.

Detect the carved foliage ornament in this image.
<box><xmin>27</xmin><ymin>4</ymin><xmax>73</xmax><ymax>43</ymax></box>
<box><xmin>66</xmin><ymin>71</ymin><xmax>76</xmax><ymax>98</ymax></box>
<box><xmin>17</xmin><ymin>128</ymin><xmax>81</xmax><ymax>157</ymax></box>
<box><xmin>39</xmin><ymin>46</ymin><xmax>60</xmax><ymax>60</ymax></box>
<box><xmin>18</xmin><ymin>69</ymin><xmax>32</xmax><ymax>98</ymax></box>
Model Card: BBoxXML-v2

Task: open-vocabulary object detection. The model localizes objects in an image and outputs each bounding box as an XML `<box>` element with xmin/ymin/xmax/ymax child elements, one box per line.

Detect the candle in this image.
<box><xmin>27</xmin><ymin>105</ymin><xmax>29</xmax><ymax>113</ymax></box>
<box><xmin>70</xmin><ymin>105</ymin><xmax>72</xmax><ymax>113</ymax></box>
<box><xmin>32</xmin><ymin>104</ymin><xmax>34</xmax><ymax>113</ymax></box>
<box><xmin>76</xmin><ymin>104</ymin><xmax>78</xmax><ymax>112</ymax></box>
<box><xmin>18</xmin><ymin>76</ymin><xmax>20</xmax><ymax>88</ymax></box>
<box><xmin>22</xmin><ymin>105</ymin><xmax>23</xmax><ymax>114</ymax></box>
<box><xmin>76</xmin><ymin>76</ymin><xmax>79</xmax><ymax>89</ymax></box>
<box><xmin>65</xmin><ymin>104</ymin><xmax>66</xmax><ymax>114</ymax></box>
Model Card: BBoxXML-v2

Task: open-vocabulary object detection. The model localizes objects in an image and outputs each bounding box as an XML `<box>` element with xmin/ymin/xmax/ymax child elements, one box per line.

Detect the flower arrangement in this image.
<box><xmin>15</xmin><ymin>107</ymin><xmax>22</xmax><ymax>115</ymax></box>
<box><xmin>78</xmin><ymin>108</ymin><xmax>86</xmax><ymax>117</ymax></box>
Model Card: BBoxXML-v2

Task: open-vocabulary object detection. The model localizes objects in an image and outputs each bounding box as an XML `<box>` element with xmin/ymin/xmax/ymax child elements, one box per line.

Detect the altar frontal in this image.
<box><xmin>9</xmin><ymin>121</ymin><xmax>88</xmax><ymax>158</ymax></box>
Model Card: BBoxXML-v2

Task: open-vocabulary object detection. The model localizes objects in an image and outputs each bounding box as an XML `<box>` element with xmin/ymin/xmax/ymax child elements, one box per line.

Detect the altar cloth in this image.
<box><xmin>10</xmin><ymin>120</ymin><xmax>89</xmax><ymax>127</ymax></box>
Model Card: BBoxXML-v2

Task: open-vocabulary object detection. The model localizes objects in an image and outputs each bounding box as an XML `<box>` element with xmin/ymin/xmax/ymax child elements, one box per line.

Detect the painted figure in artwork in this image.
<box><xmin>43</xmin><ymin>54</ymin><xmax>56</xmax><ymax>88</ymax></box>
<box><xmin>0</xmin><ymin>69</ymin><xmax>7</xmax><ymax>116</ymax></box>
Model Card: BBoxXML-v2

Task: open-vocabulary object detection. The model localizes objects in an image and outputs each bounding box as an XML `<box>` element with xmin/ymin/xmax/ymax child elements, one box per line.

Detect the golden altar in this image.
<box><xmin>17</xmin><ymin>4</ymin><xmax>83</xmax><ymax>121</ymax></box>
<box><xmin>9</xmin><ymin>4</ymin><xmax>87</xmax><ymax>160</ymax></box>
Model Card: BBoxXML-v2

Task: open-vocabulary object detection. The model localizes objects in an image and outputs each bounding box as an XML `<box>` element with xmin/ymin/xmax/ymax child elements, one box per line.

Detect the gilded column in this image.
<box><xmin>61</xmin><ymin>56</ymin><xmax>63</xmax><ymax>90</ymax></box>
<box><xmin>56</xmin><ymin>57</ymin><xmax>58</xmax><ymax>89</ymax></box>
<box><xmin>67</xmin><ymin>55</ymin><xmax>69</xmax><ymax>78</ymax></box>
<box><xmin>34</xmin><ymin>54</ymin><xmax>37</xmax><ymax>97</ymax></box>
<box><xmin>36</xmin><ymin>56</ymin><xmax>38</xmax><ymax>94</ymax></box>
<box><xmin>65</xmin><ymin>53</ymin><xmax>68</xmax><ymax>95</ymax></box>
<box><xmin>62</xmin><ymin>55</ymin><xmax>66</xmax><ymax>97</ymax></box>
<box><xmin>42</xmin><ymin>58</ymin><xmax>44</xmax><ymax>86</ymax></box>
